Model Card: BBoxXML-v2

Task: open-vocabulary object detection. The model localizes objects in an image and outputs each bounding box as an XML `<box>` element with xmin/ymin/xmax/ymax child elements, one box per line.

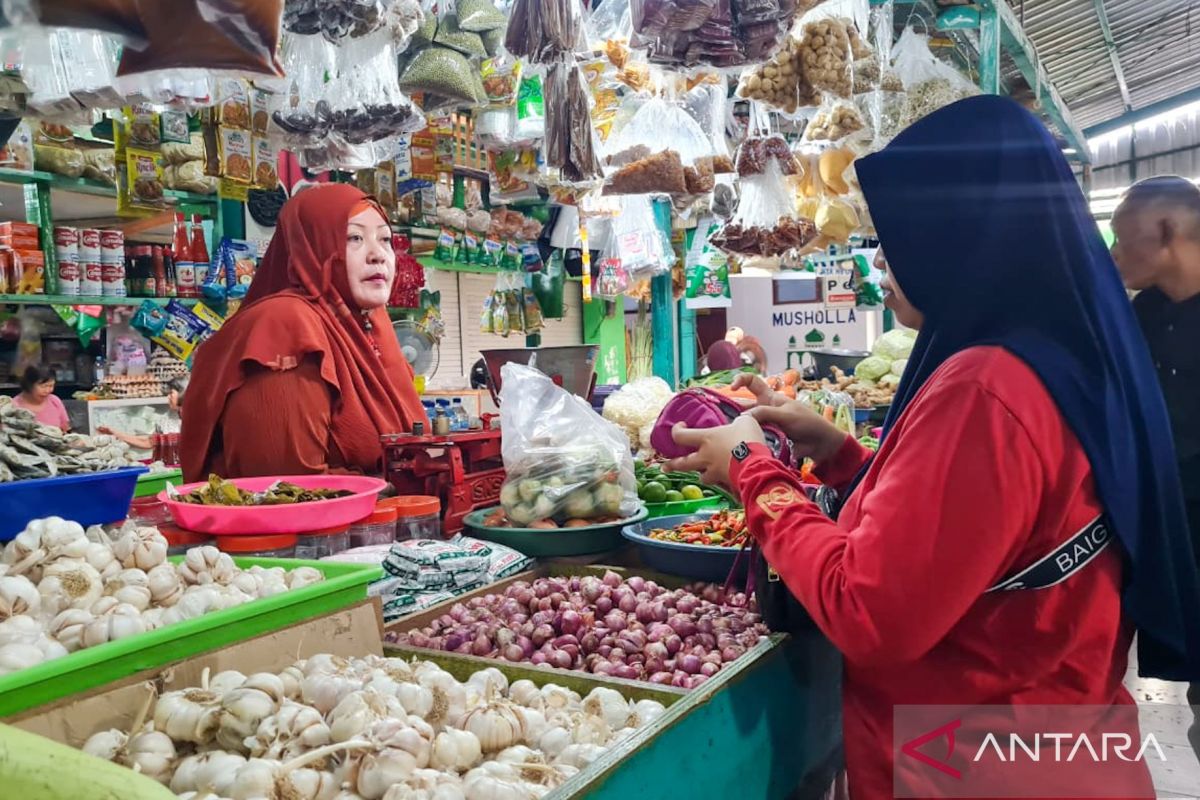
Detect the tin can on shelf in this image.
<box><xmin>79</xmin><ymin>228</ymin><xmax>101</xmax><ymax>262</ymax></box>
<box><xmin>57</xmin><ymin>259</ymin><xmax>80</xmax><ymax>295</ymax></box>
<box><xmin>101</xmin><ymin>260</ymin><xmax>126</xmax><ymax>296</ymax></box>
<box><xmin>100</xmin><ymin>229</ymin><xmax>124</xmax><ymax>264</ymax></box>
<box><xmin>53</xmin><ymin>226</ymin><xmax>78</xmax><ymax>262</ymax></box>
<box><xmin>80</xmin><ymin>261</ymin><xmax>102</xmax><ymax>296</ymax></box>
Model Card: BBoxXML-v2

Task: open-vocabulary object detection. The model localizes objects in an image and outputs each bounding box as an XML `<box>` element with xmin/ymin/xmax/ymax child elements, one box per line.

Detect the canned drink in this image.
<box><xmin>79</xmin><ymin>228</ymin><xmax>101</xmax><ymax>261</ymax></box>
<box><xmin>100</xmin><ymin>229</ymin><xmax>124</xmax><ymax>263</ymax></box>
<box><xmin>57</xmin><ymin>259</ymin><xmax>80</xmax><ymax>296</ymax></box>
<box><xmin>101</xmin><ymin>260</ymin><xmax>126</xmax><ymax>296</ymax></box>
<box><xmin>80</xmin><ymin>261</ymin><xmax>102</xmax><ymax>296</ymax></box>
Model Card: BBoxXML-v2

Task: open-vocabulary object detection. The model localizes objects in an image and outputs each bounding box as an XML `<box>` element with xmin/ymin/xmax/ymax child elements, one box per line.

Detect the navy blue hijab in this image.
<box><xmin>854</xmin><ymin>95</ymin><xmax>1200</xmax><ymax>681</ymax></box>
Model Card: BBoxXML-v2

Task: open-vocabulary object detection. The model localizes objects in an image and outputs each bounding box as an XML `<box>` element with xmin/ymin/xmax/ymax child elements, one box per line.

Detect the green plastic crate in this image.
<box><xmin>0</xmin><ymin>558</ymin><xmax>381</xmax><ymax>718</ymax></box>
<box><xmin>134</xmin><ymin>468</ymin><xmax>183</xmax><ymax>498</ymax></box>
<box><xmin>643</xmin><ymin>495</ymin><xmax>727</xmax><ymax>520</ymax></box>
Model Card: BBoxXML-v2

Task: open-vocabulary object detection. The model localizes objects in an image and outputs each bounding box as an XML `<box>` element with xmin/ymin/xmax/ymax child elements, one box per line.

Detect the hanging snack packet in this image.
<box><xmin>434</xmin><ymin>228</ymin><xmax>456</xmax><ymax>261</ymax></box>
<box><xmin>505</xmin><ymin>0</ymin><xmax>583</xmax><ymax>64</ymax></box>
<box><xmin>480</xmin><ymin>292</ymin><xmax>496</xmax><ymax>333</ymax></box>
<box><xmin>684</xmin><ymin>218</ymin><xmax>732</xmax><ymax>308</ymax></box>
<box><xmin>522</xmin><ymin>288</ymin><xmax>544</xmax><ymax>330</ymax></box>
<box><xmin>120</xmin><ymin>148</ymin><xmax>166</xmax><ymax>214</ymax></box>
<box><xmin>505</xmin><ymin>288</ymin><xmax>525</xmax><ymax>334</ymax></box>
<box><xmin>543</xmin><ymin>61</ymin><xmax>604</xmax><ymax>183</ymax></box>
<box><xmin>492</xmin><ymin>290</ymin><xmax>510</xmax><ymax>335</ymax></box>
<box><xmin>152</xmin><ymin>299</ymin><xmax>210</xmax><ymax>364</ymax></box>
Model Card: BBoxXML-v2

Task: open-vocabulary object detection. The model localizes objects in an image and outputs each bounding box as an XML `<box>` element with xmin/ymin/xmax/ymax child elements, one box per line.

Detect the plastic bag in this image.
<box><xmin>434</xmin><ymin>12</ymin><xmax>488</xmax><ymax>57</ymax></box>
<box><xmin>399</xmin><ymin>45</ymin><xmax>486</xmax><ymax>106</ymax></box>
<box><xmin>712</xmin><ymin>157</ymin><xmax>815</xmax><ymax>257</ymax></box>
<box><xmin>117</xmin><ymin>0</ymin><xmax>285</xmax><ymax>77</ymax></box>
<box><xmin>684</xmin><ymin>217</ymin><xmax>732</xmax><ymax>308</ymax></box>
<box><xmin>543</xmin><ymin>61</ymin><xmax>603</xmax><ymax>183</ymax></box>
<box><xmin>683</xmin><ymin>81</ymin><xmax>733</xmax><ymax>163</ymax></box>
<box><xmin>458</xmin><ymin>0</ymin><xmax>507</xmax><ymax>32</ymax></box>
<box><xmin>735</xmin><ymin>132</ymin><xmax>799</xmax><ymax>177</ymax></box>
<box><xmin>271</xmin><ymin>33</ymin><xmax>337</xmax><ymax>146</ymax></box>
<box><xmin>498</xmin><ymin>362</ymin><xmax>637</xmax><ymax>525</ymax></box>
<box><xmin>890</xmin><ymin>28</ymin><xmax>979</xmax><ymax>134</ymax></box>
<box><xmin>283</xmin><ymin>0</ymin><xmax>389</xmax><ymax>42</ymax></box>
<box><xmin>603</xmin><ymin>97</ymin><xmax>713</xmax><ymax>194</ymax></box>
<box><xmin>505</xmin><ymin>0</ymin><xmax>584</xmax><ymax>64</ymax></box>
<box><xmin>805</xmin><ymin>98</ymin><xmax>867</xmax><ymax>142</ymax></box>
<box><xmin>599</xmin><ymin>195</ymin><xmax>673</xmax><ymax>281</ymax></box>
<box><xmin>328</xmin><ymin>27</ymin><xmax>422</xmax><ymax>144</ymax></box>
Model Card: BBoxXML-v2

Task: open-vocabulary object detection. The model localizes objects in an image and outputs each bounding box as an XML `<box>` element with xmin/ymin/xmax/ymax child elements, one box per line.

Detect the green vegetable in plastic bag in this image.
<box><xmin>482</xmin><ymin>28</ymin><xmax>504</xmax><ymax>57</ymax></box>
<box><xmin>434</xmin><ymin>14</ymin><xmax>488</xmax><ymax>58</ymax></box>
<box><xmin>531</xmin><ymin>252</ymin><xmax>565</xmax><ymax>318</ymax></box>
<box><xmin>411</xmin><ymin>13</ymin><xmax>437</xmax><ymax>48</ymax></box>
<box><xmin>458</xmin><ymin>0</ymin><xmax>508</xmax><ymax>32</ymax></box>
<box><xmin>400</xmin><ymin>46</ymin><xmax>485</xmax><ymax>105</ymax></box>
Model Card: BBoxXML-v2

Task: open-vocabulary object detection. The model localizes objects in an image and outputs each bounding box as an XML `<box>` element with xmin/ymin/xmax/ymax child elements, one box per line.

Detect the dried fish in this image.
<box><xmin>0</xmin><ymin>399</ymin><xmax>139</xmax><ymax>482</ymax></box>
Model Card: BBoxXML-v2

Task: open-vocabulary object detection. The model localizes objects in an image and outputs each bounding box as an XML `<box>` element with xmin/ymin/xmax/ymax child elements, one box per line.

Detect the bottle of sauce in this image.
<box><xmin>151</xmin><ymin>245</ymin><xmax>167</xmax><ymax>298</ymax></box>
<box><xmin>162</xmin><ymin>245</ymin><xmax>177</xmax><ymax>298</ymax></box>
<box><xmin>189</xmin><ymin>215</ymin><xmax>210</xmax><ymax>291</ymax></box>
<box><xmin>172</xmin><ymin>212</ymin><xmax>194</xmax><ymax>298</ymax></box>
<box><xmin>137</xmin><ymin>244</ymin><xmax>155</xmax><ymax>297</ymax></box>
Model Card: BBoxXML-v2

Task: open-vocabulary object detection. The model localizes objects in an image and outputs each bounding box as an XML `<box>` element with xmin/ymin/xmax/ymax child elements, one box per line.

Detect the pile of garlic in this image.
<box><xmin>0</xmin><ymin>516</ymin><xmax>324</xmax><ymax>676</ymax></box>
<box><xmin>84</xmin><ymin>655</ymin><xmax>666</xmax><ymax>800</ymax></box>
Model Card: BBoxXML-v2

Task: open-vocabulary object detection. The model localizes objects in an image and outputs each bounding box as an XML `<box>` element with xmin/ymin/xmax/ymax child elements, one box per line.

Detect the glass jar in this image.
<box><xmin>391</xmin><ymin>495</ymin><xmax>442</xmax><ymax>541</ymax></box>
<box><xmin>160</xmin><ymin>524</ymin><xmax>215</xmax><ymax>556</ymax></box>
<box><xmin>216</xmin><ymin>533</ymin><xmax>298</xmax><ymax>559</ymax></box>
<box><xmin>295</xmin><ymin>525</ymin><xmax>351</xmax><ymax>560</ymax></box>
<box><xmin>348</xmin><ymin>505</ymin><xmax>398</xmax><ymax>548</ymax></box>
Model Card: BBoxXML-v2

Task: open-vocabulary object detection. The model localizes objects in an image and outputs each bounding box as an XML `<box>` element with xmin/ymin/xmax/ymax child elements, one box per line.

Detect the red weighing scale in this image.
<box><xmin>382</xmin><ymin>345</ymin><xmax>599</xmax><ymax>535</ymax></box>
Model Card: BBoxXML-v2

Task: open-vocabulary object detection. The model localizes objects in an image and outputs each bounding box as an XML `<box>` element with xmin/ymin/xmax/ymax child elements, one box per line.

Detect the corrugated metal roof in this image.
<box><xmin>1012</xmin><ymin>0</ymin><xmax>1200</xmax><ymax>131</ymax></box>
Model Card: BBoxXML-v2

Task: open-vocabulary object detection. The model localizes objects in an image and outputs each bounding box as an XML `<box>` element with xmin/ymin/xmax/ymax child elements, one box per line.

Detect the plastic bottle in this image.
<box><xmin>172</xmin><ymin>213</ymin><xmax>194</xmax><ymax>298</ymax></box>
<box><xmin>189</xmin><ymin>215</ymin><xmax>210</xmax><ymax>290</ymax></box>
<box><xmin>93</xmin><ymin>355</ymin><xmax>105</xmax><ymax>384</ymax></box>
<box><xmin>433</xmin><ymin>401</ymin><xmax>451</xmax><ymax>435</ymax></box>
<box><xmin>452</xmin><ymin>398</ymin><xmax>468</xmax><ymax>432</ymax></box>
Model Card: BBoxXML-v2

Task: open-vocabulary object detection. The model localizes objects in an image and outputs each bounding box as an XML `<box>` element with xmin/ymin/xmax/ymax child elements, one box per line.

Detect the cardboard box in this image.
<box><xmin>14</xmin><ymin>249</ymin><xmax>44</xmax><ymax>294</ymax></box>
<box><xmin>0</xmin><ymin>234</ymin><xmax>41</xmax><ymax>250</ymax></box>
<box><xmin>10</xmin><ymin>599</ymin><xmax>385</xmax><ymax>743</ymax></box>
<box><xmin>0</xmin><ymin>220</ymin><xmax>40</xmax><ymax>238</ymax></box>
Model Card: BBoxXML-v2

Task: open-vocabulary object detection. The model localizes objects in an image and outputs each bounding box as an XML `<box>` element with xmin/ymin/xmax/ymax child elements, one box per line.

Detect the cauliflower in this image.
<box><xmin>871</xmin><ymin>328</ymin><xmax>917</xmax><ymax>361</ymax></box>
<box><xmin>854</xmin><ymin>355</ymin><xmax>891</xmax><ymax>382</ymax></box>
<box><xmin>603</xmin><ymin>377</ymin><xmax>675</xmax><ymax>456</ymax></box>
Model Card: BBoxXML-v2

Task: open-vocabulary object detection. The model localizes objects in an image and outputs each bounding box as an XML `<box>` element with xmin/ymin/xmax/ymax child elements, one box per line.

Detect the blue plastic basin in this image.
<box><xmin>0</xmin><ymin>466</ymin><xmax>148</xmax><ymax>540</ymax></box>
<box><xmin>621</xmin><ymin>511</ymin><xmax>748</xmax><ymax>583</ymax></box>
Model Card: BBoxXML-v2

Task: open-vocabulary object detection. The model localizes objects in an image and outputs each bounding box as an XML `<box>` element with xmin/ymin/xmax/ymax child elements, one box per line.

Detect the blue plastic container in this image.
<box><xmin>0</xmin><ymin>466</ymin><xmax>148</xmax><ymax>540</ymax></box>
<box><xmin>622</xmin><ymin>512</ymin><xmax>747</xmax><ymax>583</ymax></box>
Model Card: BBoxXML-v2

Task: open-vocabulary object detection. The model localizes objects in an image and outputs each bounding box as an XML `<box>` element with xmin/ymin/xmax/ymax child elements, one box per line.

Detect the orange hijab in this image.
<box><xmin>181</xmin><ymin>184</ymin><xmax>427</xmax><ymax>480</ymax></box>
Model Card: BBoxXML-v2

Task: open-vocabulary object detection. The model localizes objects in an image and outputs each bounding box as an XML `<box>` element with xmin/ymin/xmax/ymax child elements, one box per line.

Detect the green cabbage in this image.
<box><xmin>872</xmin><ymin>329</ymin><xmax>916</xmax><ymax>361</ymax></box>
<box><xmin>890</xmin><ymin>359</ymin><xmax>908</xmax><ymax>376</ymax></box>
<box><xmin>855</xmin><ymin>356</ymin><xmax>892</xmax><ymax>381</ymax></box>
<box><xmin>879</xmin><ymin>374</ymin><xmax>900</xmax><ymax>389</ymax></box>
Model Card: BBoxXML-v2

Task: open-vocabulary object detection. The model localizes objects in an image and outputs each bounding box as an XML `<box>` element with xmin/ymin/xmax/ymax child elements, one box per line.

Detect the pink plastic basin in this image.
<box><xmin>158</xmin><ymin>475</ymin><xmax>389</xmax><ymax>536</ymax></box>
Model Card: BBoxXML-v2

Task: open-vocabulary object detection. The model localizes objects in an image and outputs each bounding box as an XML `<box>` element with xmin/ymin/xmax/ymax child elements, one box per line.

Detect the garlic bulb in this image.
<box><xmin>0</xmin><ymin>641</ymin><xmax>45</xmax><ymax>675</ymax></box>
<box><xmin>0</xmin><ymin>614</ymin><xmax>42</xmax><ymax>646</ymax></box>
<box><xmin>628</xmin><ymin>699</ymin><xmax>666</xmax><ymax>727</ymax></box>
<box><xmin>0</xmin><ymin>574</ymin><xmax>39</xmax><ymax>620</ymax></box>
<box><xmin>581</xmin><ymin>687</ymin><xmax>632</xmax><ymax>730</ymax></box>
<box><xmin>517</xmin><ymin>708</ymin><xmax>547</xmax><ymax>744</ymax></box>
<box><xmin>126</xmin><ymin>729</ymin><xmax>176</xmax><ymax>783</ymax></box>
<box><xmin>568</xmin><ymin>711</ymin><xmax>611</xmax><ymax>746</ymax></box>
<box><xmin>178</xmin><ymin>546</ymin><xmax>237</xmax><ymax>586</ymax></box>
<box><xmin>112</xmin><ymin>583</ymin><xmax>153</xmax><ymax>611</ymax></box>
<box><xmin>458</xmin><ymin>700</ymin><xmax>527</xmax><ymax>753</ymax></box>
<box><xmin>81</xmin><ymin>728</ymin><xmax>128</xmax><ymax>761</ymax></box>
<box><xmin>382</xmin><ymin>769</ymin><xmax>465</xmax><ymax>800</ymax></box>
<box><xmin>111</xmin><ymin>526</ymin><xmax>169</xmax><ymax>571</ymax></box>
<box><xmin>210</xmin><ymin>670</ymin><xmax>247</xmax><ymax>694</ymax></box>
<box><xmin>536</xmin><ymin>726</ymin><xmax>571</xmax><ymax>759</ymax></box>
<box><xmin>217</xmin><ymin>685</ymin><xmax>282</xmax><ymax>752</ymax></box>
<box><xmin>247</xmin><ymin>700</ymin><xmax>330</xmax><ymax>759</ymax></box>
<box><xmin>350</xmin><ymin>747</ymin><xmax>420</xmax><ymax>800</ymax></box>
<box><xmin>170</xmin><ymin>751</ymin><xmax>247</xmax><ymax>795</ymax></box>
<box><xmin>155</xmin><ymin>688</ymin><xmax>221</xmax><ymax>744</ymax></box>
<box><xmin>419</xmin><ymin>670</ymin><xmax>468</xmax><ymax>730</ymax></box>
<box><xmin>82</xmin><ymin>612</ymin><xmax>147</xmax><ymax>648</ymax></box>
<box><xmin>395</xmin><ymin>682</ymin><xmax>434</xmax><ymax>719</ymax></box>
<box><xmin>429</xmin><ymin>729</ymin><xmax>482</xmax><ymax>773</ymax></box>
<box><xmin>368</xmin><ymin>718</ymin><xmax>433</xmax><ymax>769</ymax></box>
<box><xmin>329</xmin><ymin>690</ymin><xmax>394</xmax><ymax>743</ymax></box>
<box><xmin>146</xmin><ymin>563</ymin><xmax>185</xmax><ymax>607</ymax></box>
<box><xmin>302</xmin><ymin>671</ymin><xmax>361</xmax><ymax>715</ymax></box>
<box><xmin>537</xmin><ymin>684</ymin><xmax>580</xmax><ymax>715</ymax></box>
<box><xmin>554</xmin><ymin>743</ymin><xmax>606</xmax><ymax>769</ymax></box>
<box><xmin>461</xmin><ymin>762</ymin><xmax>530</xmax><ymax>800</ymax></box>
<box><xmin>288</xmin><ymin>566</ymin><xmax>324</xmax><ymax>590</ymax></box>
<box><xmin>82</xmin><ymin>541</ymin><xmax>120</xmax><ymax>579</ymax></box>
<box><xmin>37</xmin><ymin>559</ymin><xmax>103</xmax><ymax>614</ymax></box>
<box><xmin>465</xmin><ymin>668</ymin><xmax>509</xmax><ymax>701</ymax></box>
<box><xmin>506</xmin><ymin>681</ymin><xmax>542</xmax><ymax>710</ymax></box>
<box><xmin>279</xmin><ymin>664</ymin><xmax>305</xmax><ymax>699</ymax></box>
<box><xmin>49</xmin><ymin>608</ymin><xmax>95</xmax><ymax>652</ymax></box>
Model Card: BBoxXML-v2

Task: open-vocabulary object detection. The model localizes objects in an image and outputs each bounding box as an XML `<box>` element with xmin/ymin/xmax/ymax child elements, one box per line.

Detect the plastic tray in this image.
<box><xmin>0</xmin><ymin>466</ymin><xmax>147</xmax><ymax>541</ymax></box>
<box><xmin>135</xmin><ymin>468</ymin><xmax>182</xmax><ymax>498</ymax></box>
<box><xmin>622</xmin><ymin>511</ymin><xmax>747</xmax><ymax>583</ymax></box>
<box><xmin>644</xmin><ymin>495</ymin><xmax>727</xmax><ymax>520</ymax></box>
<box><xmin>159</xmin><ymin>474</ymin><xmax>388</xmax><ymax>535</ymax></box>
<box><xmin>0</xmin><ymin>557</ymin><xmax>381</xmax><ymax>718</ymax></box>
<box><xmin>463</xmin><ymin>506</ymin><xmax>649</xmax><ymax>556</ymax></box>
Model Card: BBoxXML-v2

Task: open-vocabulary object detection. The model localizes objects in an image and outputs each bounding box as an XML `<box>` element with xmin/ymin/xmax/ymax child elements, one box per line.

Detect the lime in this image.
<box><xmin>680</xmin><ymin>485</ymin><xmax>705</xmax><ymax>501</ymax></box>
<box><xmin>664</xmin><ymin>490</ymin><xmax>685</xmax><ymax>503</ymax></box>
<box><xmin>641</xmin><ymin>481</ymin><xmax>668</xmax><ymax>504</ymax></box>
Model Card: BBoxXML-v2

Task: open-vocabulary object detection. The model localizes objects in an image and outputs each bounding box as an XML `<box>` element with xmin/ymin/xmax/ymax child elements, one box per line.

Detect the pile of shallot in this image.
<box><xmin>0</xmin><ymin>516</ymin><xmax>324</xmax><ymax>676</ymax></box>
<box><xmin>82</xmin><ymin>655</ymin><xmax>667</xmax><ymax>800</ymax></box>
<box><xmin>391</xmin><ymin>571</ymin><xmax>769</xmax><ymax>689</ymax></box>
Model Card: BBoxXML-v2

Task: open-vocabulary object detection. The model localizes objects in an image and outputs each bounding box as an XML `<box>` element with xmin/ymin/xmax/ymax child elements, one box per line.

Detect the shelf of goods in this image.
<box><xmin>383</xmin><ymin>564</ymin><xmax>843</xmax><ymax>799</ymax></box>
<box><xmin>0</xmin><ymin>166</ymin><xmax>221</xmax><ymax>299</ymax></box>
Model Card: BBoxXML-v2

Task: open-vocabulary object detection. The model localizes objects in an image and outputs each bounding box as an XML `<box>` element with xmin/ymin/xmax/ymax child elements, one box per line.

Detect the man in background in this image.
<box><xmin>1111</xmin><ymin>175</ymin><xmax>1200</xmax><ymax>758</ymax></box>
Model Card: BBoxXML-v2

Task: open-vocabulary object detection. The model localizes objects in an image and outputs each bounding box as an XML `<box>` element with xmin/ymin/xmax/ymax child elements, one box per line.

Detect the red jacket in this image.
<box><xmin>731</xmin><ymin>347</ymin><xmax>1152</xmax><ymax>799</ymax></box>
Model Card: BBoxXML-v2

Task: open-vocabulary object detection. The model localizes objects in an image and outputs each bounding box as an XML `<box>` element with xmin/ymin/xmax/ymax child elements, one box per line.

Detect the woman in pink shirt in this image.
<box><xmin>12</xmin><ymin>365</ymin><xmax>70</xmax><ymax>432</ymax></box>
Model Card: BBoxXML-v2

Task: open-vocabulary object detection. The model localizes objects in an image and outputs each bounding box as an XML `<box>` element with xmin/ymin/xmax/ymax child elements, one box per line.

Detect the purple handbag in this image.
<box><xmin>650</xmin><ymin>387</ymin><xmax>793</xmax><ymax>464</ymax></box>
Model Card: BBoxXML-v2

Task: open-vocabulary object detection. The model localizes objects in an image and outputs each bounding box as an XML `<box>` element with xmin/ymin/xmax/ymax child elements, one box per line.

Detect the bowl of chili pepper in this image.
<box><xmin>621</xmin><ymin>509</ymin><xmax>749</xmax><ymax>582</ymax></box>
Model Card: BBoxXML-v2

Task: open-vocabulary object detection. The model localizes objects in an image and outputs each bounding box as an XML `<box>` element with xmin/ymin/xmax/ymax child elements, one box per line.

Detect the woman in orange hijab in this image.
<box><xmin>180</xmin><ymin>184</ymin><xmax>427</xmax><ymax>480</ymax></box>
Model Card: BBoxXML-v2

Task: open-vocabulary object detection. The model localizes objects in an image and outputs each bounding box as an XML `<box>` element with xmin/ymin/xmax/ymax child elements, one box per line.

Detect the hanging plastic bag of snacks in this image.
<box><xmin>399</xmin><ymin>46</ymin><xmax>487</xmax><ymax>107</ymax></box>
<box><xmin>271</xmin><ymin>33</ymin><xmax>337</xmax><ymax>146</ymax></box>
<box><xmin>684</xmin><ymin>217</ymin><xmax>732</xmax><ymax>308</ymax></box>
<box><xmin>328</xmin><ymin>27</ymin><xmax>422</xmax><ymax>144</ymax></box>
<box><xmin>890</xmin><ymin>27</ymin><xmax>979</xmax><ymax>135</ymax></box>
<box><xmin>804</xmin><ymin>98</ymin><xmax>868</xmax><ymax>142</ymax></box>
<box><xmin>712</xmin><ymin>157</ymin><xmax>816</xmax><ymax>258</ymax></box>
<box><xmin>117</xmin><ymin>0</ymin><xmax>285</xmax><ymax>77</ymax></box>
<box><xmin>600</xmin><ymin>195</ymin><xmax>674</xmax><ymax>280</ymax></box>
<box><xmin>283</xmin><ymin>0</ymin><xmax>390</xmax><ymax>43</ymax></box>
<box><xmin>604</xmin><ymin>97</ymin><xmax>714</xmax><ymax>194</ymax></box>
<box><xmin>505</xmin><ymin>0</ymin><xmax>584</xmax><ymax>64</ymax></box>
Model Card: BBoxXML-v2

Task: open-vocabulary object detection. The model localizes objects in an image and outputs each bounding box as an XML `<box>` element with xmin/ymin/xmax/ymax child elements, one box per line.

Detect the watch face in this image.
<box><xmin>732</xmin><ymin>442</ymin><xmax>752</xmax><ymax>462</ymax></box>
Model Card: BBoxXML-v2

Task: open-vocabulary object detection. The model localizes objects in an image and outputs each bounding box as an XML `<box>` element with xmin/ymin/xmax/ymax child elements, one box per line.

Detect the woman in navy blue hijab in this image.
<box><xmin>669</xmin><ymin>95</ymin><xmax>1200</xmax><ymax>797</ymax></box>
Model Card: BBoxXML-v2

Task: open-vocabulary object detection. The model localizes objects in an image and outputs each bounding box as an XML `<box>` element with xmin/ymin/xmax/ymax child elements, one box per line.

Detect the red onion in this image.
<box><xmin>675</xmin><ymin>595</ymin><xmax>699</xmax><ymax>615</ymax></box>
<box><xmin>593</xmin><ymin>660</ymin><xmax>615</xmax><ymax>675</ymax></box>
<box><xmin>549</xmin><ymin>592</ymin><xmax>565</xmax><ymax>609</ymax></box>
<box><xmin>444</xmin><ymin>632</ymin><xmax>466</xmax><ymax>651</ymax></box>
<box><xmin>721</xmin><ymin>645</ymin><xmax>743</xmax><ymax>662</ymax></box>
<box><xmin>503</xmin><ymin>644</ymin><xmax>524</xmax><ymax>661</ymax></box>
<box><xmin>609</xmin><ymin>647</ymin><xmax>626</xmax><ymax>662</ymax></box>
<box><xmin>530</xmin><ymin>651</ymin><xmax>548</xmax><ymax>665</ymax></box>
<box><xmin>664</xmin><ymin>635</ymin><xmax>683</xmax><ymax>655</ymax></box>
<box><xmin>604</xmin><ymin>611</ymin><xmax>627</xmax><ymax>632</ymax></box>
<box><xmin>601</xmin><ymin>570</ymin><xmax>623</xmax><ymax>588</ymax></box>
<box><xmin>580</xmin><ymin>632</ymin><xmax>600</xmax><ymax>653</ymax></box>
<box><xmin>647</xmin><ymin>623</ymin><xmax>672</xmax><ymax>642</ymax></box>
<box><xmin>550</xmin><ymin>649</ymin><xmax>573</xmax><ymax>669</ymax></box>
<box><xmin>691</xmin><ymin>674</ymin><xmax>709</xmax><ymax>687</ymax></box>
<box><xmin>471</xmin><ymin>634</ymin><xmax>492</xmax><ymax>656</ymax></box>
<box><xmin>598</xmin><ymin>644</ymin><xmax>612</xmax><ymax>658</ymax></box>
<box><xmin>645</xmin><ymin>580</ymin><xmax>662</xmax><ymax>597</ymax></box>
<box><xmin>532</xmin><ymin>624</ymin><xmax>554</xmax><ymax>646</ymax></box>
<box><xmin>644</xmin><ymin>641</ymin><xmax>668</xmax><ymax>661</ymax></box>
<box><xmin>514</xmin><ymin>588</ymin><xmax>534</xmax><ymax>606</ymax></box>
<box><xmin>635</xmin><ymin>602</ymin><xmax>656</xmax><ymax>624</ymax></box>
<box><xmin>679</xmin><ymin>654</ymin><xmax>703</xmax><ymax>674</ymax></box>
<box><xmin>531</xmin><ymin>610</ymin><xmax>555</xmax><ymax>627</ymax></box>
<box><xmin>612</xmin><ymin>663</ymin><xmax>640</xmax><ymax>680</ymax></box>
<box><xmin>671</xmin><ymin>673</ymin><xmax>691</xmax><ymax>688</ymax></box>
<box><xmin>648</xmin><ymin>671</ymin><xmax>673</xmax><ymax>685</ymax></box>
<box><xmin>595</xmin><ymin>596</ymin><xmax>614</xmax><ymax>615</ymax></box>
<box><xmin>581</xmin><ymin>577</ymin><xmax>604</xmax><ymax>602</ymax></box>
<box><xmin>668</xmin><ymin>615</ymin><xmax>697</xmax><ymax>639</ymax></box>
<box><xmin>700</xmin><ymin>661</ymin><xmax>720</xmax><ymax>677</ymax></box>
<box><xmin>519</xmin><ymin>636</ymin><xmax>535</xmax><ymax>657</ymax></box>
<box><xmin>561</xmin><ymin>609</ymin><xmax>582</xmax><ymax>635</ymax></box>
<box><xmin>568</xmin><ymin>576</ymin><xmax>581</xmax><ymax>592</ymax></box>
